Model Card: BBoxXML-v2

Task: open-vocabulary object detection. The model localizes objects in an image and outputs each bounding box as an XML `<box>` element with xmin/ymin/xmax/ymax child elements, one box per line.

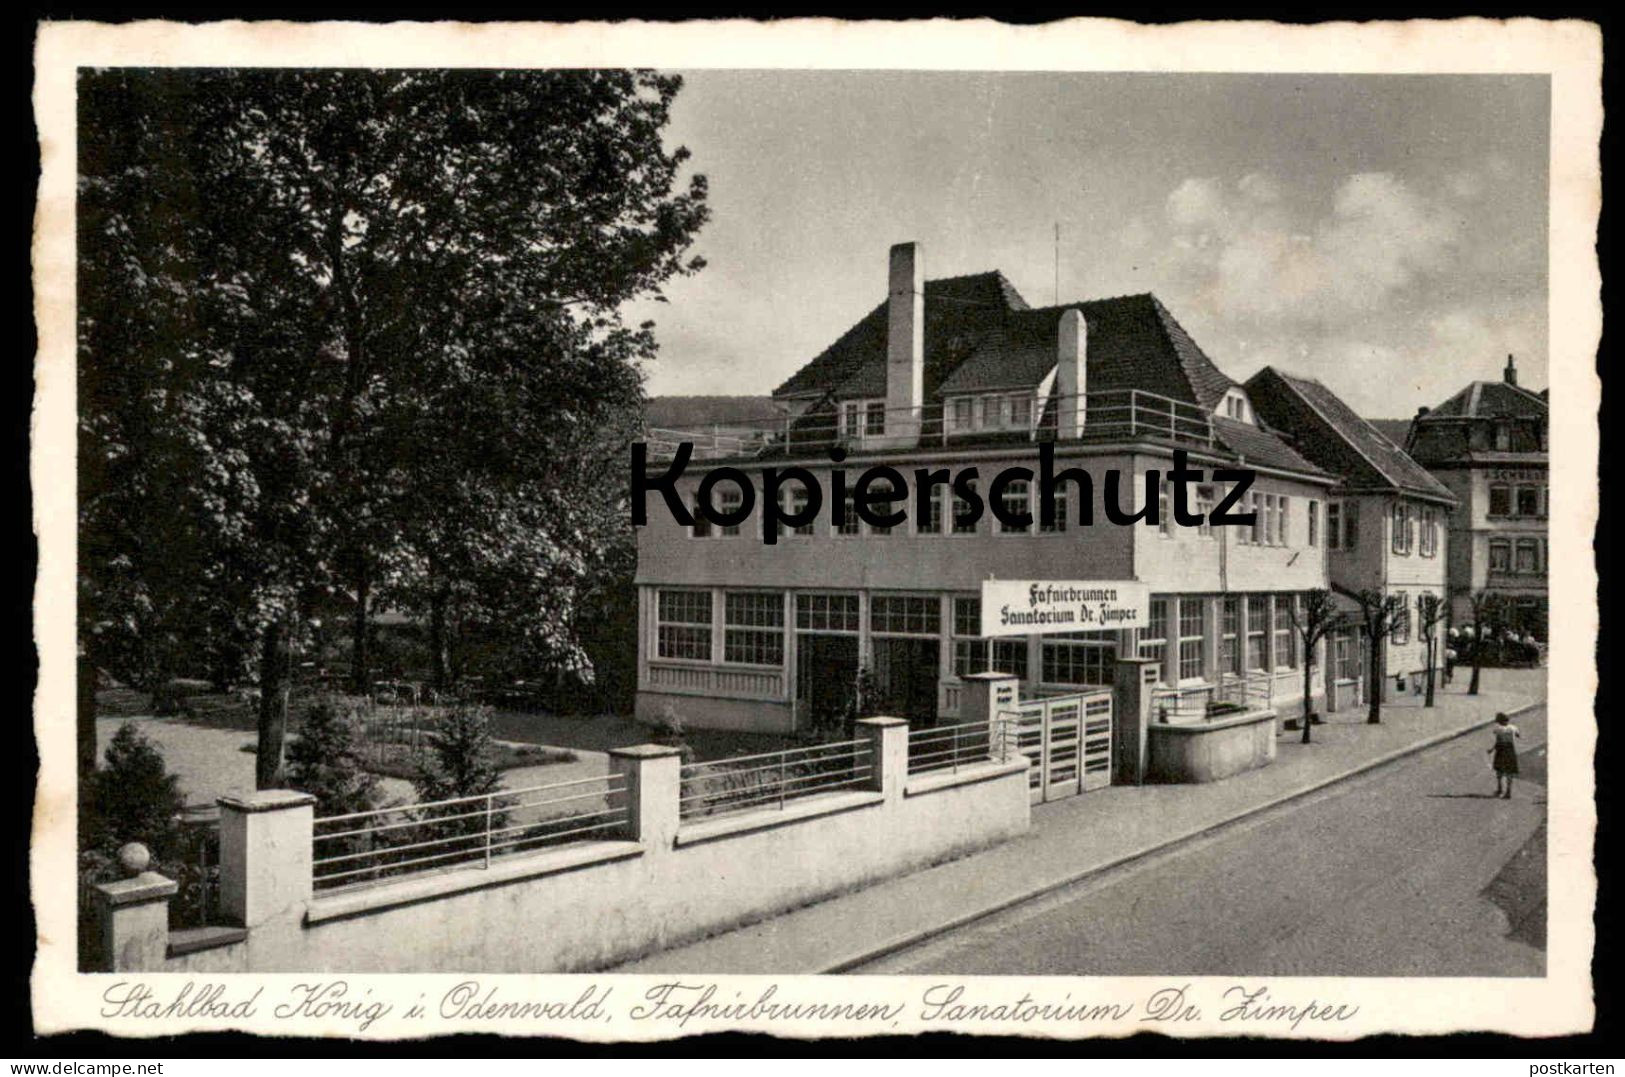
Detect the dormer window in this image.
<box><xmin>839</xmin><ymin>398</ymin><xmax>886</xmax><ymax>442</ymax></box>
<box><xmin>946</xmin><ymin>391</ymin><xmax>1037</xmax><ymax>435</ymax></box>
<box><xmin>1220</xmin><ymin>391</ymin><xmax>1251</xmax><ymax>422</ymax></box>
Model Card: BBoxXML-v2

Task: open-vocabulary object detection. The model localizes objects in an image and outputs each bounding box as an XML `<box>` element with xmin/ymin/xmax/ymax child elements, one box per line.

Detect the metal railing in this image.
<box><xmin>311</xmin><ymin>772</ymin><xmax>629</xmax><ymax>891</ymax></box>
<box><xmin>1152</xmin><ymin>671</ymin><xmax>1274</xmax><ymax>724</ymax></box>
<box><xmin>678</xmin><ymin>739</ymin><xmax>874</xmax><ymax>821</ymax></box>
<box><xmin>907</xmin><ymin>719</ymin><xmax>1013</xmax><ymax>775</ymax></box>
<box><xmin>640</xmin><ymin>388</ymin><xmax>1217</xmax><ymax>462</ymax></box>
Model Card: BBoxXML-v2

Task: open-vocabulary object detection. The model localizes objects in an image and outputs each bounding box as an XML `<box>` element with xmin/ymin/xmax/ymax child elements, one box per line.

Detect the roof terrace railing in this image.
<box><xmin>641</xmin><ymin>388</ymin><xmax>1215</xmax><ymax>462</ymax></box>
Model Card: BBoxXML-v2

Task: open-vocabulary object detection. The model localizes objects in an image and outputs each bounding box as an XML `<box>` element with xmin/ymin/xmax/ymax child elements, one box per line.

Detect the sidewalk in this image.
<box><xmin>609</xmin><ymin>667</ymin><xmax>1545</xmax><ymax>974</ymax></box>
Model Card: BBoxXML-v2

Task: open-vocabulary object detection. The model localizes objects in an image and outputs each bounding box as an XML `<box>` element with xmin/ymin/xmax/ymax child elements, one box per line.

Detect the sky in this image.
<box><xmin>628</xmin><ymin>72</ymin><xmax>1549</xmax><ymax>417</ymax></box>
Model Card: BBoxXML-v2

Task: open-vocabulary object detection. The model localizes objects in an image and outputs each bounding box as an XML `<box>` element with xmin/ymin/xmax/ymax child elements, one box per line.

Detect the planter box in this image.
<box><xmin>1147</xmin><ymin>707</ymin><xmax>1279</xmax><ymax>783</ymax></box>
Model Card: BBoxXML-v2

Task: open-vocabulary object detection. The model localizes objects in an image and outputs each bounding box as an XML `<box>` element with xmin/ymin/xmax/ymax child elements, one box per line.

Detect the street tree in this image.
<box><xmin>1414</xmin><ymin>593</ymin><xmax>1448</xmax><ymax>708</ymax></box>
<box><xmin>1463</xmin><ymin>589</ymin><xmax>1502</xmax><ymax>696</ymax></box>
<box><xmin>1288</xmin><ymin>589</ymin><xmax>1344</xmax><ymax>744</ymax></box>
<box><xmin>1349</xmin><ymin>588</ymin><xmax>1406</xmax><ymax>725</ymax></box>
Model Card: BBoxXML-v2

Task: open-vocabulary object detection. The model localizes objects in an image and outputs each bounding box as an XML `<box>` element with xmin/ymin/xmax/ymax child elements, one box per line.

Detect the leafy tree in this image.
<box><xmin>1414</xmin><ymin>593</ymin><xmax>1449</xmax><ymax>708</ymax></box>
<box><xmin>1349</xmin><ymin>588</ymin><xmax>1406</xmax><ymax>725</ymax></box>
<box><xmin>81</xmin><ymin>723</ymin><xmax>186</xmax><ymax>864</ymax></box>
<box><xmin>1288</xmin><ymin>589</ymin><xmax>1343</xmax><ymax>744</ymax></box>
<box><xmin>77</xmin><ymin>70</ymin><xmax>709</xmax><ymax>786</ymax></box>
<box><xmin>285</xmin><ymin>700</ymin><xmax>381</xmax><ymax>818</ymax></box>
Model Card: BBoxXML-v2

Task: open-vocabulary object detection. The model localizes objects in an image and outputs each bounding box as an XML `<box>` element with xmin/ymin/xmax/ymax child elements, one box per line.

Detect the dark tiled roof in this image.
<box><xmin>1244</xmin><ymin>368</ymin><xmax>1455</xmax><ymax>503</ymax></box>
<box><xmin>1425</xmin><ymin>380</ymin><xmax>1548</xmax><ymax>419</ymax></box>
<box><xmin>771</xmin><ymin>271</ymin><xmax>1028</xmax><ymax>399</ymax></box>
<box><xmin>784</xmin><ymin>277</ymin><xmax>1240</xmax><ymax>414</ymax></box>
<box><xmin>1211</xmin><ymin>416</ymin><xmax>1327</xmax><ymax>477</ymax></box>
<box><xmin>935</xmin><ymin>295</ymin><xmax>1238</xmax><ymax>408</ymax></box>
<box><xmin>1365</xmin><ymin>419</ymin><xmax>1414</xmax><ymax>448</ymax></box>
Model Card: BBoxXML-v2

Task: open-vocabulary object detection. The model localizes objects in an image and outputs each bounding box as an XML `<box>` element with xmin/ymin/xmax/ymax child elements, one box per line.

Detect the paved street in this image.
<box><xmin>856</xmin><ymin>705</ymin><xmax>1547</xmax><ymax>977</ymax></box>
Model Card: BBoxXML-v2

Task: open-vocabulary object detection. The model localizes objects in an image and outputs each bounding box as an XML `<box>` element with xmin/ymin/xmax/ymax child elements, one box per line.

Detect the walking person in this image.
<box><xmin>1488</xmin><ymin>712</ymin><xmax>1521</xmax><ymax>799</ymax></box>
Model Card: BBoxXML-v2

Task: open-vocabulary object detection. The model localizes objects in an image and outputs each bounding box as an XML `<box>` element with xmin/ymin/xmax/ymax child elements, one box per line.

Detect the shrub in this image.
<box><xmin>80</xmin><ymin>723</ymin><xmax>185</xmax><ymax>863</ymax></box>
<box><xmin>645</xmin><ymin>701</ymin><xmax>694</xmax><ymax>764</ymax></box>
<box><xmin>414</xmin><ymin>704</ymin><xmax>503</xmax><ymax>804</ymax></box>
<box><xmin>286</xmin><ymin>701</ymin><xmax>381</xmax><ymax>818</ymax></box>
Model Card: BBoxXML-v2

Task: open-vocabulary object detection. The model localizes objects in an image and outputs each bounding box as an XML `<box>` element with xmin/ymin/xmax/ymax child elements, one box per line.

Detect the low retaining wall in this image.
<box><xmin>1147</xmin><ymin>707</ymin><xmax>1279</xmax><ymax>783</ymax></box>
<box><xmin>93</xmin><ymin>719</ymin><xmax>1030</xmax><ymax>974</ymax></box>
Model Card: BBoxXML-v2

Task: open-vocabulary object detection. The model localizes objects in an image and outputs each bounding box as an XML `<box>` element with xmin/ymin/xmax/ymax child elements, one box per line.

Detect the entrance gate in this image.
<box><xmin>1001</xmin><ymin>689</ymin><xmax>1113</xmax><ymax>804</ymax></box>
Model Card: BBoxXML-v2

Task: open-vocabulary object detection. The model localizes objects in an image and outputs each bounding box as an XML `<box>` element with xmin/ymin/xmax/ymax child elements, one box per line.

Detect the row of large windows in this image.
<box><xmin>1488</xmin><ymin>536</ymin><xmax>1547</xmax><ymax>576</ymax></box>
<box><xmin>654</xmin><ymin>588</ymin><xmax>1314</xmax><ymax>687</ymax></box>
<box><xmin>1324</xmin><ymin>499</ymin><xmax>1443</xmax><ymax>559</ymax></box>
<box><xmin>1487</xmin><ymin>482</ymin><xmax>1547</xmax><ymax>519</ymax></box>
<box><xmin>690</xmin><ymin>479</ymin><xmax>1317</xmax><ymax>544</ymax></box>
<box><xmin>1138</xmin><ymin>593</ymin><xmax>1301</xmax><ymax>685</ymax></box>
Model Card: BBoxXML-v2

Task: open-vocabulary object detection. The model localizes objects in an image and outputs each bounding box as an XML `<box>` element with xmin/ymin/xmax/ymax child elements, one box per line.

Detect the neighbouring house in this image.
<box><xmin>1246</xmin><ymin>367</ymin><xmax>1458</xmax><ymax>702</ymax></box>
<box><xmin>1403</xmin><ymin>355</ymin><xmax>1550</xmax><ymax>639</ymax></box>
<box><xmin>633</xmin><ymin>241</ymin><xmax>1342</xmax><ymax>737</ymax></box>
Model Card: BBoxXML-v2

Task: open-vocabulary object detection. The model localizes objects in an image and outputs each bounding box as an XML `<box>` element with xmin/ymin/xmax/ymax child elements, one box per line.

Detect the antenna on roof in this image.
<box><xmin>1053</xmin><ymin>222</ymin><xmax>1060</xmax><ymax>305</ymax></box>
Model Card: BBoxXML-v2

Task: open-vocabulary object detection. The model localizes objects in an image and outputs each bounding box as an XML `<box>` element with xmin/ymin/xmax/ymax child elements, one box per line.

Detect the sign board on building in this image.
<box><xmin>979</xmin><ymin>580</ymin><xmax>1151</xmax><ymax>638</ymax></box>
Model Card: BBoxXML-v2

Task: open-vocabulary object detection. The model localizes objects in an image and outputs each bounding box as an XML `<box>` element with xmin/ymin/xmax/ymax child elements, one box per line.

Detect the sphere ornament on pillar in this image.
<box><xmin>117</xmin><ymin>842</ymin><xmax>151</xmax><ymax>877</ymax></box>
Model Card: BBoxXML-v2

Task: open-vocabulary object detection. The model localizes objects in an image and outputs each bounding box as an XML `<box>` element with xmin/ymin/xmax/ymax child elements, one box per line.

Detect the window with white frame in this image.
<box><xmin>998</xmin><ymin>479</ymin><xmax>1031</xmax><ymax>534</ymax></box>
<box><xmin>1246</xmin><ymin>595</ymin><xmax>1268</xmax><ymax>670</ymax></box>
<box><xmin>952</xmin><ymin>479</ymin><xmax>979</xmax><ymax>535</ymax></box>
<box><xmin>1327</xmin><ymin>502</ymin><xmax>1341</xmax><ymax>549</ymax></box>
<box><xmin>1250</xmin><ymin>492</ymin><xmax>1264</xmax><ymax>545</ymax></box>
<box><xmin>657</xmin><ymin>589</ymin><xmax>712</xmax><ymax>661</ymax></box>
<box><xmin>1009</xmin><ymin>393</ymin><xmax>1034</xmax><ymax>430</ymax></box>
<box><xmin>1392</xmin><ymin>591</ymin><xmax>1410</xmax><ymax>644</ymax></box>
<box><xmin>866</xmin><ymin>476</ymin><xmax>904</xmax><ymax>537</ymax></box>
<box><xmin>691</xmin><ymin>494</ymin><xmax>713</xmax><ymax>538</ymax></box>
<box><xmin>870</xmin><ymin>594</ymin><xmax>941</xmax><ymax>635</ymax></box>
<box><xmin>1419</xmin><ymin>507</ymin><xmax>1439</xmax><ymax>557</ymax></box>
<box><xmin>1221</xmin><ymin>596</ymin><xmax>1241</xmax><ymax>676</ymax></box>
<box><xmin>789</xmin><ymin>486</ymin><xmax>815</xmax><ymax>536</ymax></box>
<box><xmin>950</xmin><ymin>396</ymin><xmax>975</xmax><ymax>432</ymax></box>
<box><xmin>795</xmin><ymin>592</ymin><xmax>859</xmax><ymax>632</ymax></box>
<box><xmin>1141</xmin><ymin>598</ymin><xmax>1169</xmax><ymax>683</ymax></box>
<box><xmin>1274</xmin><ymin>594</ymin><xmax>1297</xmax><ymax>669</ymax></box>
<box><xmin>1489</xmin><ymin>539</ymin><xmax>1511</xmax><ymax>573</ymax></box>
<box><xmin>952</xmin><ymin>598</ymin><xmax>1028</xmax><ymax>679</ymax></box>
<box><xmin>1043</xmin><ymin>631</ymin><xmax>1117</xmax><ymax>687</ymax></box>
<box><xmin>864</xmin><ymin>400</ymin><xmax>886</xmax><ymax>437</ymax></box>
<box><xmin>724</xmin><ymin>592</ymin><xmax>784</xmax><ymax>666</ymax></box>
<box><xmin>1390</xmin><ymin>502</ymin><xmax>1412</xmax><ymax>555</ymax></box>
<box><xmin>839</xmin><ymin>398</ymin><xmax>885</xmax><ymax>441</ymax></box>
<box><xmin>718</xmin><ymin>487</ymin><xmax>744</xmax><ymax>537</ymax></box>
<box><xmin>1040</xmin><ymin>483</ymin><xmax>1068</xmax><ymax>533</ymax></box>
<box><xmin>1515</xmin><ymin>538</ymin><xmax>1541</xmax><ymax>574</ymax></box>
<box><xmin>918</xmin><ymin>484</ymin><xmax>947</xmax><ymax>535</ymax></box>
<box><xmin>1276</xmin><ymin>497</ymin><xmax>1290</xmax><ymax>546</ymax></box>
<box><xmin>835</xmin><ymin>491</ymin><xmax>861</xmax><ymax>536</ymax></box>
<box><xmin>1178</xmin><ymin>599</ymin><xmax>1207</xmax><ymax>681</ymax></box>
<box><xmin>1195</xmin><ymin>484</ymin><xmax>1215</xmax><ymax>538</ymax></box>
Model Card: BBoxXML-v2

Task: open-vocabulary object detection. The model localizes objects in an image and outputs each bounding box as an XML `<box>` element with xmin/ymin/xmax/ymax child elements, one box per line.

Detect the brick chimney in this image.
<box><xmin>884</xmin><ymin>242</ymin><xmax>924</xmax><ymax>447</ymax></box>
<box><xmin>1503</xmin><ymin>353</ymin><xmax>1518</xmax><ymax>386</ymax></box>
<box><xmin>1055</xmin><ymin>308</ymin><xmax>1087</xmax><ymax>439</ymax></box>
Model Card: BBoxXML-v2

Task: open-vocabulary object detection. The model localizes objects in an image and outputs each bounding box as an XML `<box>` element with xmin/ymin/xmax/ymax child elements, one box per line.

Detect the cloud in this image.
<box><xmin>1161</xmin><ymin>170</ymin><xmax>1459</xmax><ymax>326</ymax></box>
